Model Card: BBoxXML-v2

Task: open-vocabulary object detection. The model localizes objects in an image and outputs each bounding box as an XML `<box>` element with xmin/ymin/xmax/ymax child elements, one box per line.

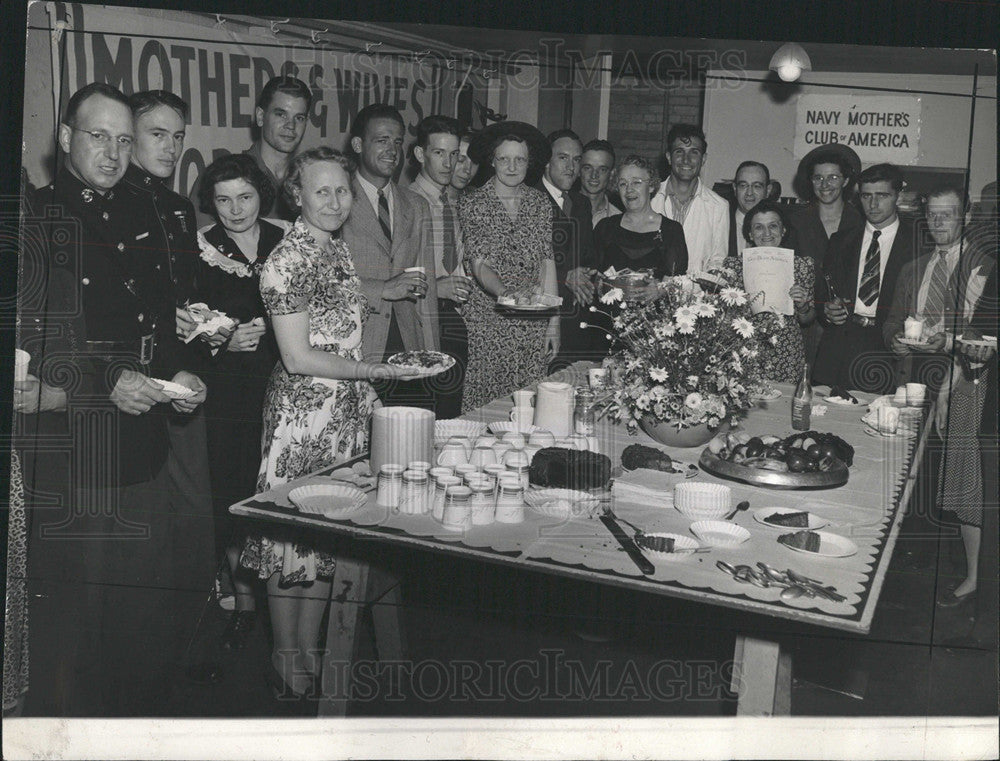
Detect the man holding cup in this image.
<box><xmin>884</xmin><ymin>185</ymin><xmax>995</xmax><ymax>393</ymax></box>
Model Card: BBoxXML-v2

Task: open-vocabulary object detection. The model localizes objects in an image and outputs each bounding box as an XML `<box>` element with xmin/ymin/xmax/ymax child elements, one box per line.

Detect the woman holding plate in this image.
<box><xmin>239</xmin><ymin>147</ymin><xmax>418</xmax><ymax>703</ymax></box>
<box><xmin>194</xmin><ymin>153</ymin><xmax>287</xmax><ymax>648</ymax></box>
<box><xmin>458</xmin><ymin>123</ymin><xmax>558</xmax><ymax>412</ymax></box>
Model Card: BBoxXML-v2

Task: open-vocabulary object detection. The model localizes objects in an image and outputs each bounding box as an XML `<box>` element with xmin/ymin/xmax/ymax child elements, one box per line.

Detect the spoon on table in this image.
<box><xmin>725</xmin><ymin>500</ymin><xmax>750</xmax><ymax>520</ymax></box>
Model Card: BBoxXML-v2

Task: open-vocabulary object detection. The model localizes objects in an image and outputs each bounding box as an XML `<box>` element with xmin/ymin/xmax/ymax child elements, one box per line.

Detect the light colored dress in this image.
<box><xmin>240</xmin><ymin>218</ymin><xmax>378</xmax><ymax>584</ymax></box>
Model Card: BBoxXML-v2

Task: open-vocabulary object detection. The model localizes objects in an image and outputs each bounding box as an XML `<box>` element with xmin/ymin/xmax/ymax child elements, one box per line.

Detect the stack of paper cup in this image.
<box><xmin>371</xmin><ymin>406</ymin><xmax>435</xmax><ymax>475</ymax></box>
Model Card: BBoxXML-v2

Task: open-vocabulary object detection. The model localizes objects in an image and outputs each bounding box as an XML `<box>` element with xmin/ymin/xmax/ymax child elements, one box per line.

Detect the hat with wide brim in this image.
<box><xmin>794</xmin><ymin>143</ymin><xmax>862</xmax><ymax>198</ymax></box>
<box><xmin>467</xmin><ymin>121</ymin><xmax>551</xmax><ymax>184</ymax></box>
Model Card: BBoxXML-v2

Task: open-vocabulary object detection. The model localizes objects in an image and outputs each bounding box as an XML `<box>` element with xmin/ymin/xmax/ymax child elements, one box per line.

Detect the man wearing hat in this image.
<box><xmin>788</xmin><ymin>143</ymin><xmax>864</xmax><ymax>366</ymax></box>
<box><xmin>814</xmin><ymin>163</ymin><xmax>917</xmax><ymax>394</ymax></box>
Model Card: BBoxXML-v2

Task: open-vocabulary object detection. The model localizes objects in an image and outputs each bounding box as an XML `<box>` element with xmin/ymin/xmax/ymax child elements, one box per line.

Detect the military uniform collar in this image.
<box><xmin>55</xmin><ymin>166</ymin><xmax>116</xmax><ymax>206</ymax></box>
<box><xmin>124</xmin><ymin>162</ymin><xmax>163</xmax><ymax>192</ymax></box>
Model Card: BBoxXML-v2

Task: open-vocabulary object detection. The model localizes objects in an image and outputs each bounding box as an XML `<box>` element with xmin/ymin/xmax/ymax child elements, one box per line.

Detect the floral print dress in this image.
<box><xmin>241</xmin><ymin>218</ymin><xmax>378</xmax><ymax>583</ymax></box>
<box><xmin>458</xmin><ymin>183</ymin><xmax>553</xmax><ymax>412</ymax></box>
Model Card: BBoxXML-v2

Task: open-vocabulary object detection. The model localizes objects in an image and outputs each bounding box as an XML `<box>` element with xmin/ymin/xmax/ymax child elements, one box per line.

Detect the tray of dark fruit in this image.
<box><xmin>698</xmin><ymin>431</ymin><xmax>852</xmax><ymax>490</ymax></box>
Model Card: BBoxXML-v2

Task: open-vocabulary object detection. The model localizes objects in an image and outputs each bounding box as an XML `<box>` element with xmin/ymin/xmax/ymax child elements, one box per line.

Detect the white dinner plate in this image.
<box><xmin>897</xmin><ymin>336</ymin><xmax>935</xmax><ymax>348</ymax></box>
<box><xmin>150</xmin><ymin>378</ymin><xmax>197</xmax><ymax>400</ymax></box>
<box><xmin>778</xmin><ymin>530</ymin><xmax>858</xmax><ymax>558</ymax></box>
<box><xmin>387</xmin><ymin>351</ymin><xmax>456</xmax><ymax>378</ymax></box>
<box><xmin>754</xmin><ymin>506</ymin><xmax>829</xmax><ymax>530</ymax></box>
<box><xmin>863</xmin><ymin>424</ymin><xmax>916</xmax><ymax>439</ymax></box>
<box><xmin>823</xmin><ymin>393</ymin><xmax>863</xmax><ymax>406</ymax></box>
<box><xmin>956</xmin><ymin>334</ymin><xmax>997</xmax><ymax>349</ymax></box>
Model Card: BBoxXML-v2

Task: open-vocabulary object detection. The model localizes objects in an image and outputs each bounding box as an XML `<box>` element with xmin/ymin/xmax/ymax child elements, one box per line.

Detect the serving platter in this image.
<box><xmin>698</xmin><ymin>450</ymin><xmax>849</xmax><ymax>490</ymax></box>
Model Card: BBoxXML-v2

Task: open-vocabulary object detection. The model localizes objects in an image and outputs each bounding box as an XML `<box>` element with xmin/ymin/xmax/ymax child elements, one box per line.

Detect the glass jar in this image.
<box><xmin>574</xmin><ymin>387</ymin><xmax>597</xmax><ymax>436</ymax></box>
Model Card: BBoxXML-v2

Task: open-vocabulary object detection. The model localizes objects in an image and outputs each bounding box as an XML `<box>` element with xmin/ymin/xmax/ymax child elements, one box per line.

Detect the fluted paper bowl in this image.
<box><xmin>289</xmin><ymin>483</ymin><xmax>367</xmax><ymax>518</ymax></box>
<box><xmin>434</xmin><ymin>419</ymin><xmax>488</xmax><ymax>446</ymax></box>
<box><xmin>673</xmin><ymin>482</ymin><xmax>732</xmax><ymax>519</ymax></box>
<box><xmin>524</xmin><ymin>488</ymin><xmax>601</xmax><ymax>519</ymax></box>
<box><xmin>690</xmin><ymin>520</ymin><xmax>750</xmax><ymax>546</ymax></box>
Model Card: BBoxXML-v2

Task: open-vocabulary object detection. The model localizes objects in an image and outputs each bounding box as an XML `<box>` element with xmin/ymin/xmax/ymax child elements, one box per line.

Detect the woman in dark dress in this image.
<box><xmin>593</xmin><ymin>155</ymin><xmax>688</xmax><ymax>280</ymax></box>
<box><xmin>194</xmin><ymin>154</ymin><xmax>288</xmax><ymax>648</ymax></box>
<box><xmin>787</xmin><ymin>145</ymin><xmax>863</xmax><ymax>366</ymax></box>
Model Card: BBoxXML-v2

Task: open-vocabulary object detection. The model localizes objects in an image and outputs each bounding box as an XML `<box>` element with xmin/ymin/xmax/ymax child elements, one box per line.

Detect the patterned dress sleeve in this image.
<box><xmin>794</xmin><ymin>254</ymin><xmax>815</xmax><ymax>303</ymax></box>
<box><xmin>259</xmin><ymin>239</ymin><xmax>313</xmax><ymax>317</ymax></box>
<box><xmin>458</xmin><ymin>190</ymin><xmax>489</xmax><ymax>269</ymax></box>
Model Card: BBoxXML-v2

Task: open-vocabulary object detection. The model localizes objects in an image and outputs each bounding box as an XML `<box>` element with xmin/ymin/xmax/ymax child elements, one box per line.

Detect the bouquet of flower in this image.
<box><xmin>592</xmin><ymin>271</ymin><xmax>767</xmax><ymax>432</ymax></box>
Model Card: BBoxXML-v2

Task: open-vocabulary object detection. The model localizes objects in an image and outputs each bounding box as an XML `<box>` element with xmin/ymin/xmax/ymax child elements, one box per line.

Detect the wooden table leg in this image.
<box><xmin>318</xmin><ymin>558</ymin><xmax>370</xmax><ymax>717</ymax></box>
<box><xmin>731</xmin><ymin>634</ymin><xmax>793</xmax><ymax>716</ymax></box>
<box><xmin>366</xmin><ymin>566</ymin><xmax>406</xmax><ymax>661</ymax></box>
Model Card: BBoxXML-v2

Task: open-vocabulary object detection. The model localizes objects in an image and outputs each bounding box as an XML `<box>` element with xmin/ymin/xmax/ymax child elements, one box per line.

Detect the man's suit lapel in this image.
<box><xmin>391</xmin><ymin>185</ymin><xmax>412</xmax><ymax>263</ymax></box>
<box><xmin>352</xmin><ymin>178</ymin><xmax>391</xmax><ymax>259</ymax></box>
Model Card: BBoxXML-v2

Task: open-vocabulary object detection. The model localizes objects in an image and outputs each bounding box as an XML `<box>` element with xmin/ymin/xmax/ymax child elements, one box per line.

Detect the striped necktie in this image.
<box><xmin>561</xmin><ymin>190</ymin><xmax>572</xmax><ymax>217</ymax></box>
<box><xmin>377</xmin><ymin>188</ymin><xmax>392</xmax><ymax>243</ymax></box>
<box><xmin>440</xmin><ymin>188</ymin><xmax>457</xmax><ymax>273</ymax></box>
<box><xmin>921</xmin><ymin>249</ymin><xmax>951</xmax><ymax>330</ymax></box>
<box><xmin>858</xmin><ymin>229</ymin><xmax>881</xmax><ymax>306</ymax></box>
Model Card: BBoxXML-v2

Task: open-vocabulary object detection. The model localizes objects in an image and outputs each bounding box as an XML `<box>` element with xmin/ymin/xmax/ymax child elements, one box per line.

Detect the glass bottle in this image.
<box><xmin>791</xmin><ymin>362</ymin><xmax>813</xmax><ymax>431</ymax></box>
<box><xmin>574</xmin><ymin>387</ymin><xmax>597</xmax><ymax>436</ymax></box>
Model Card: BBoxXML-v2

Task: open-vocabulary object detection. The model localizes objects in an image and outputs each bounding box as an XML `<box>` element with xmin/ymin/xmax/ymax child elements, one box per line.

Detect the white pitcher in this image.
<box><xmin>533</xmin><ymin>381</ymin><xmax>575</xmax><ymax>437</ymax></box>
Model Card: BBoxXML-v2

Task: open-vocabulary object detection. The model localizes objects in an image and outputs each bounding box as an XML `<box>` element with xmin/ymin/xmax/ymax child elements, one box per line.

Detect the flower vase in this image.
<box><xmin>639</xmin><ymin>417</ymin><xmax>728</xmax><ymax>449</ymax></box>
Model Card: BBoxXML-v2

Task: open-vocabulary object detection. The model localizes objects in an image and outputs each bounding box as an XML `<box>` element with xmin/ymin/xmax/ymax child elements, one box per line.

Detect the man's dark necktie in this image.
<box><xmin>858</xmin><ymin>229</ymin><xmax>881</xmax><ymax>306</ymax></box>
<box><xmin>561</xmin><ymin>190</ymin><xmax>572</xmax><ymax>217</ymax></box>
<box><xmin>922</xmin><ymin>249</ymin><xmax>952</xmax><ymax>330</ymax></box>
<box><xmin>378</xmin><ymin>188</ymin><xmax>392</xmax><ymax>243</ymax></box>
<box><xmin>440</xmin><ymin>188</ymin><xmax>457</xmax><ymax>273</ymax></box>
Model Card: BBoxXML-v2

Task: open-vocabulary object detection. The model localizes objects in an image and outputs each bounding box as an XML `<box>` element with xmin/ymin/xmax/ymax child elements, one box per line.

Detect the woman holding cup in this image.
<box><xmin>238</xmin><ymin>147</ymin><xmax>419</xmax><ymax>702</ymax></box>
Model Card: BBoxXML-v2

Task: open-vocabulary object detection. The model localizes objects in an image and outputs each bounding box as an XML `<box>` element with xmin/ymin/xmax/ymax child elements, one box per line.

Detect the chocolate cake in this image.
<box><xmin>777</xmin><ymin>530</ymin><xmax>822</xmax><ymax>552</ymax></box>
<box><xmin>764</xmin><ymin>511</ymin><xmax>810</xmax><ymax>528</ymax></box>
<box><xmin>528</xmin><ymin>447</ymin><xmax>612</xmax><ymax>491</ymax></box>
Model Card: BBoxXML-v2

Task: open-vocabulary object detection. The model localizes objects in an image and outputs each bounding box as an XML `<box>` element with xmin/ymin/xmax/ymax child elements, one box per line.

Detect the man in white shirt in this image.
<box><xmin>815</xmin><ymin>164</ymin><xmax>917</xmax><ymax>393</ymax></box>
<box><xmin>580</xmin><ymin>139</ymin><xmax>621</xmax><ymax>228</ymax></box>
<box><xmin>651</xmin><ymin>124</ymin><xmax>729</xmax><ymax>273</ymax></box>
<box><xmin>407</xmin><ymin>115</ymin><xmax>474</xmax><ymax>418</ymax></box>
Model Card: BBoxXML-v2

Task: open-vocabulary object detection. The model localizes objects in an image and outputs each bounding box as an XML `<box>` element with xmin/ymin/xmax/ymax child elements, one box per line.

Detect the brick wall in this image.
<box><xmin>606</xmin><ymin>77</ymin><xmax>703</xmax><ymax>180</ymax></box>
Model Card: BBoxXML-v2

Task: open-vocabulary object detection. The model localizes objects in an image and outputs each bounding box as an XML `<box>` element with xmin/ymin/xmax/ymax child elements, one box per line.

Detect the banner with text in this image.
<box><xmin>793</xmin><ymin>94</ymin><xmax>921</xmax><ymax>165</ymax></box>
<box><xmin>23</xmin><ymin>3</ymin><xmax>464</xmax><ymax>194</ymax></box>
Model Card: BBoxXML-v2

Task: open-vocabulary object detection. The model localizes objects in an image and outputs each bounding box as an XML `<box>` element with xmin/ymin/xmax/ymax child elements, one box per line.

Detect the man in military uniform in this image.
<box><xmin>31</xmin><ymin>82</ymin><xmax>208</xmax><ymax>715</ymax></box>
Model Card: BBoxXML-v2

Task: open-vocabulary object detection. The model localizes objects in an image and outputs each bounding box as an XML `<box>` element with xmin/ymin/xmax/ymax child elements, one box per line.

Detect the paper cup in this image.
<box><xmin>906</xmin><ymin>383</ymin><xmax>926</xmax><ymax>406</ymax></box>
<box><xmin>509</xmin><ymin>407</ymin><xmax>534</xmax><ymax>425</ymax></box>
<box><xmin>512</xmin><ymin>389</ymin><xmax>535</xmax><ymax>408</ymax></box>
<box><xmin>13</xmin><ymin>349</ymin><xmax>30</xmax><ymax>383</ymax></box>
<box><xmin>877</xmin><ymin>405</ymin><xmax>899</xmax><ymax>434</ymax></box>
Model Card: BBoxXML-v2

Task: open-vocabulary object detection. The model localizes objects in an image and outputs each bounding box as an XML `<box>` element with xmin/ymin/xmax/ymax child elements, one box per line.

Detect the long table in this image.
<box><xmin>231</xmin><ymin>366</ymin><xmax>931</xmax><ymax>716</ymax></box>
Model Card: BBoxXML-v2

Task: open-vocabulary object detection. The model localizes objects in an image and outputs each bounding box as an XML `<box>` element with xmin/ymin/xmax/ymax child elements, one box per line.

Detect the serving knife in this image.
<box><xmin>599</xmin><ymin>513</ymin><xmax>655</xmax><ymax>575</ymax></box>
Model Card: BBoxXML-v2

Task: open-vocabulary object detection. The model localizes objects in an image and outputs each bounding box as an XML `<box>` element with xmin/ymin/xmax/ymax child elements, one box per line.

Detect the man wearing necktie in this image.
<box><xmin>884</xmin><ymin>185</ymin><xmax>996</xmax><ymax>391</ymax></box>
<box><xmin>814</xmin><ymin>164</ymin><xmax>917</xmax><ymax>393</ymax></box>
<box><xmin>535</xmin><ymin>129</ymin><xmax>600</xmax><ymax>369</ymax></box>
<box><xmin>408</xmin><ymin>115</ymin><xmax>474</xmax><ymax>418</ymax></box>
<box><xmin>342</xmin><ymin>104</ymin><xmax>439</xmax><ymax>409</ymax></box>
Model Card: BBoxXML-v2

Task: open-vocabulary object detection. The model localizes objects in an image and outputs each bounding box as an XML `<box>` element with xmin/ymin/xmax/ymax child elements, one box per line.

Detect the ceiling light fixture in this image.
<box><xmin>769</xmin><ymin>42</ymin><xmax>812</xmax><ymax>82</ymax></box>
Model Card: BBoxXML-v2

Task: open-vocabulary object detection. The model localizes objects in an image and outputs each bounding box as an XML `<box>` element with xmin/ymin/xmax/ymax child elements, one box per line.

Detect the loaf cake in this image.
<box><xmin>529</xmin><ymin>447</ymin><xmax>612</xmax><ymax>491</ymax></box>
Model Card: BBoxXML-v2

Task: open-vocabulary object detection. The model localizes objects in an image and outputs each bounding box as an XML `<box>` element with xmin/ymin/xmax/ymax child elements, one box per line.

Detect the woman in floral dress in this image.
<box><xmin>459</xmin><ymin>131</ymin><xmax>558</xmax><ymax>412</ymax></box>
<box><xmin>240</xmin><ymin>147</ymin><xmax>417</xmax><ymax>700</ymax></box>
<box><xmin>722</xmin><ymin>199</ymin><xmax>815</xmax><ymax>383</ymax></box>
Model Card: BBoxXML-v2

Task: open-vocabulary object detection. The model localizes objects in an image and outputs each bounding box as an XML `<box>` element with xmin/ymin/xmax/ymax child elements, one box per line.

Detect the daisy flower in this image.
<box><xmin>649</xmin><ymin>367</ymin><xmax>669</xmax><ymax>383</ymax></box>
<box><xmin>732</xmin><ymin>317</ymin><xmax>754</xmax><ymax>338</ymax></box>
<box><xmin>695</xmin><ymin>301</ymin><xmax>717</xmax><ymax>318</ymax></box>
<box><xmin>686</xmin><ymin>374</ymin><xmax>700</xmax><ymax>387</ymax></box>
<box><xmin>684</xmin><ymin>392</ymin><xmax>704</xmax><ymax>409</ymax></box>
<box><xmin>720</xmin><ymin>287</ymin><xmax>747</xmax><ymax>306</ymax></box>
<box><xmin>601</xmin><ymin>287</ymin><xmax>624</xmax><ymax>304</ymax></box>
<box><xmin>674</xmin><ymin>305</ymin><xmax>698</xmax><ymax>323</ymax></box>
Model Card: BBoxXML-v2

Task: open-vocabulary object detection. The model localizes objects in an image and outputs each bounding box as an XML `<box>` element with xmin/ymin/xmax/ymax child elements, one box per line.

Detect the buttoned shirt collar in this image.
<box><xmin>854</xmin><ymin>217</ymin><xmax>900</xmax><ymax>317</ymax></box>
<box><xmin>541</xmin><ymin>173</ymin><xmax>566</xmax><ymax>208</ymax></box>
<box><xmin>357</xmin><ymin>172</ymin><xmax>395</xmax><ymax>227</ymax></box>
<box><xmin>413</xmin><ymin>172</ymin><xmax>446</xmax><ymax>206</ymax></box>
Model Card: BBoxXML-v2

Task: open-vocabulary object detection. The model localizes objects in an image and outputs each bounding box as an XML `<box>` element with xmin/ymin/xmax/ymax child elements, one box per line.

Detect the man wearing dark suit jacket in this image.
<box><xmin>342</xmin><ymin>104</ymin><xmax>439</xmax><ymax>408</ymax></box>
<box><xmin>535</xmin><ymin>129</ymin><xmax>600</xmax><ymax>368</ymax></box>
<box><xmin>727</xmin><ymin>161</ymin><xmax>771</xmax><ymax>257</ymax></box>
<box><xmin>814</xmin><ymin>164</ymin><xmax>918</xmax><ymax>394</ymax></box>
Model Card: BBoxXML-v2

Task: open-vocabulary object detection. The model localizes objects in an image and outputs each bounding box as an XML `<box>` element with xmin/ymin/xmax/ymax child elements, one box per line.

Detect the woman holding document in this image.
<box><xmin>721</xmin><ymin>200</ymin><xmax>815</xmax><ymax>382</ymax></box>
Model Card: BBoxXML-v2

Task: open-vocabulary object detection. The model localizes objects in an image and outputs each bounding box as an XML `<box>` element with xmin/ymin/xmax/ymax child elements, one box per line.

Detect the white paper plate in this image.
<box><xmin>751</xmin><ymin>388</ymin><xmax>782</xmax><ymax>402</ymax></box>
<box><xmin>779</xmin><ymin>530</ymin><xmax>858</xmax><ymax>558</ymax></box>
<box><xmin>956</xmin><ymin>334</ymin><xmax>997</xmax><ymax>349</ymax></box>
<box><xmin>328</xmin><ymin>466</ymin><xmax>377</xmax><ymax>491</ymax></box>
<box><xmin>754</xmin><ymin>506</ymin><xmax>829</xmax><ymax>530</ymax></box>
<box><xmin>689</xmin><ymin>520</ymin><xmax>750</xmax><ymax>547</ymax></box>
<box><xmin>524</xmin><ymin>488</ymin><xmax>601</xmax><ymax>518</ymax></box>
<box><xmin>634</xmin><ymin>532</ymin><xmax>700</xmax><ymax>560</ymax></box>
<box><xmin>434</xmin><ymin>419</ymin><xmax>488</xmax><ymax>444</ymax></box>
<box><xmin>150</xmin><ymin>378</ymin><xmax>197</xmax><ymax>400</ymax></box>
<box><xmin>488</xmin><ymin>421</ymin><xmax>543</xmax><ymax>435</ymax></box>
<box><xmin>497</xmin><ymin>295</ymin><xmax>563</xmax><ymax>310</ymax></box>
<box><xmin>288</xmin><ymin>482</ymin><xmax>367</xmax><ymax>518</ymax></box>
<box><xmin>387</xmin><ymin>351</ymin><xmax>456</xmax><ymax>377</ymax></box>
